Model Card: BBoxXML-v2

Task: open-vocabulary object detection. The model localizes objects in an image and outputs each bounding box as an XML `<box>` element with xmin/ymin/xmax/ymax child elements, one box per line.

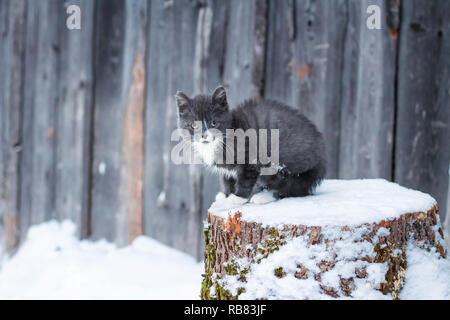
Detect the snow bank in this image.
<box><xmin>209</xmin><ymin>179</ymin><xmax>437</xmax><ymax>227</ymax></box>
<box><xmin>399</xmin><ymin>241</ymin><xmax>450</xmax><ymax>299</ymax></box>
<box><xmin>0</xmin><ymin>220</ymin><xmax>202</xmax><ymax>299</ymax></box>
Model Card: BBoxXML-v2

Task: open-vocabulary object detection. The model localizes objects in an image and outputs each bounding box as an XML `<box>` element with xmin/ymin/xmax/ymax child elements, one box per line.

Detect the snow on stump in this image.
<box><xmin>201</xmin><ymin>179</ymin><xmax>448</xmax><ymax>300</ymax></box>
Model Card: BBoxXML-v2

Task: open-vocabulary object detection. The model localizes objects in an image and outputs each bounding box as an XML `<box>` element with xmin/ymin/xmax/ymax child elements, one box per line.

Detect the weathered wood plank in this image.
<box><xmin>395</xmin><ymin>0</ymin><xmax>450</xmax><ymax>223</ymax></box>
<box><xmin>294</xmin><ymin>0</ymin><xmax>348</xmax><ymax>179</ymax></box>
<box><xmin>200</xmin><ymin>0</ymin><xmax>228</xmax><ymax>235</ymax></box>
<box><xmin>204</xmin><ymin>0</ymin><xmax>228</xmax><ymax>94</ymax></box>
<box><xmin>143</xmin><ymin>0</ymin><xmax>268</xmax><ymax>259</ymax></box>
<box><xmin>264</xmin><ymin>0</ymin><xmax>347</xmax><ymax>178</ymax></box>
<box><xmin>120</xmin><ymin>0</ymin><xmax>147</xmax><ymax>244</ymax></box>
<box><xmin>339</xmin><ymin>0</ymin><xmax>398</xmax><ymax>180</ymax></box>
<box><xmin>19</xmin><ymin>0</ymin><xmax>62</xmax><ymax>240</ymax></box>
<box><xmin>90</xmin><ymin>0</ymin><xmax>125</xmax><ymax>242</ymax></box>
<box><xmin>0</xmin><ymin>0</ymin><xmax>5</xmax><ymax>253</ymax></box>
<box><xmin>200</xmin><ymin>0</ymin><xmax>268</xmax><ymax>231</ymax></box>
<box><xmin>192</xmin><ymin>0</ymin><xmax>214</xmax><ymax>259</ymax></box>
<box><xmin>144</xmin><ymin>0</ymin><xmax>203</xmax><ymax>258</ymax></box>
<box><xmin>264</xmin><ymin>0</ymin><xmax>294</xmax><ymax>105</ymax></box>
<box><xmin>91</xmin><ymin>0</ymin><xmax>147</xmax><ymax>245</ymax></box>
<box><xmin>222</xmin><ymin>0</ymin><xmax>267</xmax><ymax>106</ymax></box>
<box><xmin>208</xmin><ymin>0</ymin><xmax>268</xmax><ymax>209</ymax></box>
<box><xmin>4</xmin><ymin>0</ymin><xmax>96</xmax><ymax>244</ymax></box>
<box><xmin>55</xmin><ymin>0</ymin><xmax>95</xmax><ymax>239</ymax></box>
<box><xmin>0</xmin><ymin>0</ymin><xmax>26</xmax><ymax>253</ymax></box>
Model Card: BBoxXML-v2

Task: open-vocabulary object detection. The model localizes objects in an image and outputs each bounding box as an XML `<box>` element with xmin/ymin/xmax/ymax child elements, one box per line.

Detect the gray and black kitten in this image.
<box><xmin>175</xmin><ymin>86</ymin><xmax>326</xmax><ymax>204</ymax></box>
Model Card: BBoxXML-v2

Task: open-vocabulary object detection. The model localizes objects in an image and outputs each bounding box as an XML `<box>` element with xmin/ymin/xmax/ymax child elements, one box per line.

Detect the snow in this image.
<box><xmin>399</xmin><ymin>241</ymin><xmax>450</xmax><ymax>299</ymax></box>
<box><xmin>209</xmin><ymin>179</ymin><xmax>437</xmax><ymax>227</ymax></box>
<box><xmin>226</xmin><ymin>194</ymin><xmax>248</xmax><ymax>205</ymax></box>
<box><xmin>250</xmin><ymin>190</ymin><xmax>276</xmax><ymax>204</ymax></box>
<box><xmin>217</xmin><ymin>224</ymin><xmax>450</xmax><ymax>300</ymax></box>
<box><xmin>209</xmin><ymin>180</ymin><xmax>449</xmax><ymax>300</ymax></box>
<box><xmin>0</xmin><ymin>220</ymin><xmax>202</xmax><ymax>299</ymax></box>
<box><xmin>1</xmin><ymin>178</ymin><xmax>448</xmax><ymax>300</ymax></box>
<box><xmin>157</xmin><ymin>191</ymin><xmax>167</xmax><ymax>207</ymax></box>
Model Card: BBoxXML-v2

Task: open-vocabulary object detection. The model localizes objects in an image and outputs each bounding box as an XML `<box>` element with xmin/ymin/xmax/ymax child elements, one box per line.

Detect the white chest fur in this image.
<box><xmin>193</xmin><ymin>141</ymin><xmax>217</xmax><ymax>166</ymax></box>
<box><xmin>208</xmin><ymin>165</ymin><xmax>237</xmax><ymax>179</ymax></box>
<box><xmin>193</xmin><ymin>141</ymin><xmax>237</xmax><ymax>178</ymax></box>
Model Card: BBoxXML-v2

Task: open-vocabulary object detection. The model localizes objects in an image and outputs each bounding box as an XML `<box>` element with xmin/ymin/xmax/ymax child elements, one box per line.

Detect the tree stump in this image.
<box><xmin>201</xmin><ymin>179</ymin><xmax>448</xmax><ymax>300</ymax></box>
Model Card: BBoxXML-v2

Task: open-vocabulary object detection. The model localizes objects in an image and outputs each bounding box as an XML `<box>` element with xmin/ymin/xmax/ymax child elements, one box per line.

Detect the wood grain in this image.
<box><xmin>0</xmin><ymin>0</ymin><xmax>449</xmax><ymax>257</ymax></box>
<box><xmin>395</xmin><ymin>0</ymin><xmax>450</xmax><ymax>224</ymax></box>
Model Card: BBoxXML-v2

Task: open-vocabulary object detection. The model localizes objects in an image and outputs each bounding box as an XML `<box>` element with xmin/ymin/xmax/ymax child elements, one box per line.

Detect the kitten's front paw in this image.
<box><xmin>249</xmin><ymin>190</ymin><xmax>276</xmax><ymax>205</ymax></box>
<box><xmin>227</xmin><ymin>194</ymin><xmax>248</xmax><ymax>205</ymax></box>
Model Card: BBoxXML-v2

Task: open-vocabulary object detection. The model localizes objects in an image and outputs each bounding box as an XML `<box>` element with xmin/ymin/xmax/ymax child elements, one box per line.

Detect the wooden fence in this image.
<box><xmin>1</xmin><ymin>0</ymin><xmax>449</xmax><ymax>259</ymax></box>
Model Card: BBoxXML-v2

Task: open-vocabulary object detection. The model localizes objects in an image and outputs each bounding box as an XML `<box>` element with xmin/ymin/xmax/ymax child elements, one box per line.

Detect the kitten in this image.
<box><xmin>175</xmin><ymin>86</ymin><xmax>326</xmax><ymax>204</ymax></box>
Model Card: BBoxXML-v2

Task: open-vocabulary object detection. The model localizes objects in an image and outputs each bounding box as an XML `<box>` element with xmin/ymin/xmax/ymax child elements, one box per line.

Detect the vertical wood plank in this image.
<box><xmin>0</xmin><ymin>0</ymin><xmax>26</xmax><ymax>253</ymax></box>
<box><xmin>293</xmin><ymin>0</ymin><xmax>348</xmax><ymax>179</ymax></box>
<box><xmin>194</xmin><ymin>0</ymin><xmax>239</xmax><ymax>258</ymax></box>
<box><xmin>204</xmin><ymin>0</ymin><xmax>228</xmax><ymax>94</ymax></box>
<box><xmin>19</xmin><ymin>0</ymin><xmax>61</xmax><ymax>240</ymax></box>
<box><xmin>339</xmin><ymin>0</ymin><xmax>398</xmax><ymax>180</ymax></box>
<box><xmin>264</xmin><ymin>0</ymin><xmax>347</xmax><ymax>178</ymax></box>
<box><xmin>55</xmin><ymin>0</ymin><xmax>95</xmax><ymax>239</ymax></box>
<box><xmin>200</xmin><ymin>0</ymin><xmax>268</xmax><ymax>229</ymax></box>
<box><xmin>191</xmin><ymin>0</ymin><xmax>213</xmax><ymax>259</ymax></box>
<box><xmin>0</xmin><ymin>0</ymin><xmax>6</xmax><ymax>254</ymax></box>
<box><xmin>143</xmin><ymin>0</ymin><xmax>268</xmax><ymax>259</ymax></box>
<box><xmin>222</xmin><ymin>0</ymin><xmax>267</xmax><ymax>106</ymax></box>
<box><xmin>144</xmin><ymin>0</ymin><xmax>202</xmax><ymax>258</ymax></box>
<box><xmin>91</xmin><ymin>0</ymin><xmax>125</xmax><ymax>241</ymax></box>
<box><xmin>201</xmin><ymin>0</ymin><xmax>228</xmax><ymax>223</ymax></box>
<box><xmin>120</xmin><ymin>0</ymin><xmax>147</xmax><ymax>243</ymax></box>
<box><xmin>91</xmin><ymin>0</ymin><xmax>147</xmax><ymax>244</ymax></box>
<box><xmin>395</xmin><ymin>0</ymin><xmax>450</xmax><ymax>222</ymax></box>
<box><xmin>264</xmin><ymin>0</ymin><xmax>295</xmax><ymax>106</ymax></box>
<box><xmin>6</xmin><ymin>0</ymin><xmax>96</xmax><ymax>244</ymax></box>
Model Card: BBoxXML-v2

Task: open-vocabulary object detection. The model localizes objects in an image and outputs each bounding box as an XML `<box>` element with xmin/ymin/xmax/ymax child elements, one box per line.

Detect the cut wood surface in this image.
<box><xmin>202</xmin><ymin>179</ymin><xmax>447</xmax><ymax>299</ymax></box>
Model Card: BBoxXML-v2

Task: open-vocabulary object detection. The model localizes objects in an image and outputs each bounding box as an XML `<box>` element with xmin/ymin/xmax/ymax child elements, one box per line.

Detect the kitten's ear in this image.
<box><xmin>174</xmin><ymin>91</ymin><xmax>190</xmax><ymax>113</ymax></box>
<box><xmin>212</xmin><ymin>85</ymin><xmax>228</xmax><ymax>107</ymax></box>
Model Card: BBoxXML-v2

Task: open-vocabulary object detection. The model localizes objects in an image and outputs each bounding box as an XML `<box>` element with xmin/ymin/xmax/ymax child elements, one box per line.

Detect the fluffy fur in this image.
<box><xmin>175</xmin><ymin>86</ymin><xmax>327</xmax><ymax>200</ymax></box>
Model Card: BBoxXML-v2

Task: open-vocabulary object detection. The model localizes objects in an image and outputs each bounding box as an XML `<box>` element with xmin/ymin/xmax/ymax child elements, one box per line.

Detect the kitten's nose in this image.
<box><xmin>201</xmin><ymin>130</ymin><xmax>214</xmax><ymax>143</ymax></box>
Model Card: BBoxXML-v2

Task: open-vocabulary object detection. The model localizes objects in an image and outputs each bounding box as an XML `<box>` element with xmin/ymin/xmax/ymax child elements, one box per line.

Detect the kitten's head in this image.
<box><xmin>174</xmin><ymin>86</ymin><xmax>232</xmax><ymax>165</ymax></box>
<box><xmin>175</xmin><ymin>86</ymin><xmax>231</xmax><ymax>138</ymax></box>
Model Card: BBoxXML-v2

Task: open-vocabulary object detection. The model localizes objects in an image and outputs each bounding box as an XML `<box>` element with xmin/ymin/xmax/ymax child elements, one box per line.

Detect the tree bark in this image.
<box><xmin>202</xmin><ymin>204</ymin><xmax>446</xmax><ymax>300</ymax></box>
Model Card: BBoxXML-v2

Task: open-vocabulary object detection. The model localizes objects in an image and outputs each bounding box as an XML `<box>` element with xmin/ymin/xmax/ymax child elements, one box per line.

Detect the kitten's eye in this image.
<box><xmin>191</xmin><ymin>121</ymin><xmax>199</xmax><ymax>129</ymax></box>
<box><xmin>210</xmin><ymin>120</ymin><xmax>219</xmax><ymax>128</ymax></box>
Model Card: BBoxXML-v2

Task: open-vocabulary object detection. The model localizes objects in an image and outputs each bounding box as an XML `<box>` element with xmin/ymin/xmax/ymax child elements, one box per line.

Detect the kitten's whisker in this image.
<box><xmin>218</xmin><ymin>140</ymin><xmax>234</xmax><ymax>163</ymax></box>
